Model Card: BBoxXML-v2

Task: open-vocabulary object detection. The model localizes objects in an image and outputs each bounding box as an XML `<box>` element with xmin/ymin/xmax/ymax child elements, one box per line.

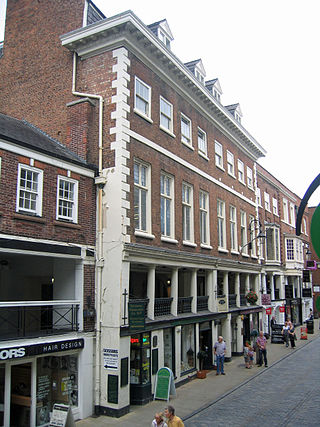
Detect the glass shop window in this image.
<box><xmin>130</xmin><ymin>333</ymin><xmax>151</xmax><ymax>385</ymax></box>
<box><xmin>36</xmin><ymin>355</ymin><xmax>78</xmax><ymax>426</ymax></box>
<box><xmin>180</xmin><ymin>324</ymin><xmax>196</xmax><ymax>374</ymax></box>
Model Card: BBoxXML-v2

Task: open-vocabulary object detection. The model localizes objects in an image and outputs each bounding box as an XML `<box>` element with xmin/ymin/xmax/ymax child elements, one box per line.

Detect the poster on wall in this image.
<box><xmin>103</xmin><ymin>348</ymin><xmax>119</xmax><ymax>370</ymax></box>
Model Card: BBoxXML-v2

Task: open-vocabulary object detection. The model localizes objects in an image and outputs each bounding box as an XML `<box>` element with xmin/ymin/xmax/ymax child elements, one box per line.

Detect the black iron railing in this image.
<box><xmin>178</xmin><ymin>297</ymin><xmax>193</xmax><ymax>314</ymax></box>
<box><xmin>0</xmin><ymin>301</ymin><xmax>80</xmax><ymax>341</ymax></box>
<box><xmin>154</xmin><ymin>297</ymin><xmax>173</xmax><ymax>317</ymax></box>
<box><xmin>240</xmin><ymin>294</ymin><xmax>247</xmax><ymax>306</ymax></box>
<box><xmin>197</xmin><ymin>296</ymin><xmax>209</xmax><ymax>311</ymax></box>
<box><xmin>228</xmin><ymin>294</ymin><xmax>237</xmax><ymax>307</ymax></box>
<box><xmin>128</xmin><ymin>298</ymin><xmax>149</xmax><ymax>318</ymax></box>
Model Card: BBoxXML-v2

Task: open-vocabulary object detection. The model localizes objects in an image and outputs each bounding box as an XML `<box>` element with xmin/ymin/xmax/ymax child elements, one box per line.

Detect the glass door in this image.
<box><xmin>10</xmin><ymin>363</ymin><xmax>32</xmax><ymax>427</ymax></box>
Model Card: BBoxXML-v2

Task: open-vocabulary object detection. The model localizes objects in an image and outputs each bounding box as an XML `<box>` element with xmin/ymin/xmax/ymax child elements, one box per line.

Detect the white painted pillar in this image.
<box><xmin>271</xmin><ymin>274</ymin><xmax>275</xmax><ymax>300</ymax></box>
<box><xmin>147</xmin><ymin>265</ymin><xmax>155</xmax><ymax>320</ymax></box>
<box><xmin>236</xmin><ymin>315</ymin><xmax>243</xmax><ymax>353</ymax></box>
<box><xmin>279</xmin><ymin>275</ymin><xmax>286</xmax><ymax>300</ymax></box>
<box><xmin>207</xmin><ymin>270</ymin><xmax>214</xmax><ymax>312</ymax></box>
<box><xmin>191</xmin><ymin>269</ymin><xmax>197</xmax><ymax>313</ymax></box>
<box><xmin>223</xmin><ymin>313</ymin><xmax>232</xmax><ymax>359</ymax></box>
<box><xmin>171</xmin><ymin>268</ymin><xmax>178</xmax><ymax>316</ymax></box>
<box><xmin>212</xmin><ymin>270</ymin><xmax>218</xmax><ymax>312</ymax></box>
<box><xmin>223</xmin><ymin>271</ymin><xmax>229</xmax><ymax>309</ymax></box>
<box><xmin>235</xmin><ymin>273</ymin><xmax>240</xmax><ymax>307</ymax></box>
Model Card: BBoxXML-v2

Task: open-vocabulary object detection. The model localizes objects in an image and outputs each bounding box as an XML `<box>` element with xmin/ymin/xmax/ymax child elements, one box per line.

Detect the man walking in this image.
<box><xmin>164</xmin><ymin>405</ymin><xmax>184</xmax><ymax>426</ymax></box>
<box><xmin>256</xmin><ymin>330</ymin><xmax>268</xmax><ymax>367</ymax></box>
<box><xmin>214</xmin><ymin>336</ymin><xmax>226</xmax><ymax>375</ymax></box>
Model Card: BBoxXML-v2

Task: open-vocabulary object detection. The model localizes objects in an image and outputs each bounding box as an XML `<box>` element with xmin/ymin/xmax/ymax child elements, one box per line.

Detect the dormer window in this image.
<box><xmin>148</xmin><ymin>19</ymin><xmax>174</xmax><ymax>50</ymax></box>
<box><xmin>184</xmin><ymin>59</ymin><xmax>206</xmax><ymax>86</ymax></box>
<box><xmin>225</xmin><ymin>103</ymin><xmax>243</xmax><ymax>124</ymax></box>
<box><xmin>205</xmin><ymin>79</ymin><xmax>223</xmax><ymax>103</ymax></box>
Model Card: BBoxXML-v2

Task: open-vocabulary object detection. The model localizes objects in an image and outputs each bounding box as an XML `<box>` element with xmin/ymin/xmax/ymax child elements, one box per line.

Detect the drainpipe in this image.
<box><xmin>72</xmin><ymin>51</ymin><xmax>105</xmax><ymax>412</ymax></box>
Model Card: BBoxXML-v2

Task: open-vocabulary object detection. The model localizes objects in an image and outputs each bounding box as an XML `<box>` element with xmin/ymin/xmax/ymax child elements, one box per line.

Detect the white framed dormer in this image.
<box><xmin>56</xmin><ymin>176</ymin><xmax>79</xmax><ymax>223</ymax></box>
<box><xmin>16</xmin><ymin>163</ymin><xmax>43</xmax><ymax>216</ymax></box>
<box><xmin>148</xmin><ymin>19</ymin><xmax>174</xmax><ymax>50</ymax></box>
<box><xmin>225</xmin><ymin>103</ymin><xmax>243</xmax><ymax>124</ymax></box>
<box><xmin>205</xmin><ymin>78</ymin><xmax>223</xmax><ymax>103</ymax></box>
<box><xmin>134</xmin><ymin>76</ymin><xmax>152</xmax><ymax>122</ymax></box>
<box><xmin>184</xmin><ymin>59</ymin><xmax>206</xmax><ymax>85</ymax></box>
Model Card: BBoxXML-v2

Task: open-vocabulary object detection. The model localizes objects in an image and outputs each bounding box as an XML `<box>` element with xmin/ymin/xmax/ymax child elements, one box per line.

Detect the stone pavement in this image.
<box><xmin>76</xmin><ymin>320</ymin><xmax>320</xmax><ymax>427</ymax></box>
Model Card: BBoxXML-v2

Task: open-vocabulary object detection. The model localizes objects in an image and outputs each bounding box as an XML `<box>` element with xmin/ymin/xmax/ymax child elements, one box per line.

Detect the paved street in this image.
<box><xmin>185</xmin><ymin>337</ymin><xmax>320</xmax><ymax>427</ymax></box>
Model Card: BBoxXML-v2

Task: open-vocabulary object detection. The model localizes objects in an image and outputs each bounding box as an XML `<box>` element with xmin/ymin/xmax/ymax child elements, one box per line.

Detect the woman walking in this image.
<box><xmin>288</xmin><ymin>321</ymin><xmax>296</xmax><ymax>348</ymax></box>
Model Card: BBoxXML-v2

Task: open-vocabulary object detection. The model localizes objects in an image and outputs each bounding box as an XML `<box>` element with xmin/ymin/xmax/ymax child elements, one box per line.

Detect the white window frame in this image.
<box><xmin>56</xmin><ymin>176</ymin><xmax>79</xmax><ymax>223</ymax></box>
<box><xmin>160</xmin><ymin>172</ymin><xmax>174</xmax><ymax>239</ymax></box>
<box><xmin>247</xmin><ymin>167</ymin><xmax>253</xmax><ymax>189</ymax></box>
<box><xmin>182</xmin><ymin>182</ymin><xmax>194</xmax><ymax>244</ymax></box>
<box><xmin>240</xmin><ymin>210</ymin><xmax>248</xmax><ymax>254</ymax></box>
<box><xmin>227</xmin><ymin>151</ymin><xmax>235</xmax><ymax>176</ymax></box>
<box><xmin>181</xmin><ymin>114</ymin><xmax>192</xmax><ymax>147</ymax></box>
<box><xmin>303</xmin><ymin>218</ymin><xmax>308</xmax><ymax>235</ymax></box>
<box><xmin>134</xmin><ymin>159</ymin><xmax>152</xmax><ymax>235</ymax></box>
<box><xmin>256</xmin><ymin>188</ymin><xmax>262</xmax><ymax>207</ymax></box>
<box><xmin>215</xmin><ymin>141</ymin><xmax>223</xmax><ymax>169</ymax></box>
<box><xmin>238</xmin><ymin>159</ymin><xmax>245</xmax><ymax>184</ymax></box>
<box><xmin>266</xmin><ymin>226</ymin><xmax>280</xmax><ymax>262</ymax></box>
<box><xmin>199</xmin><ymin>190</ymin><xmax>210</xmax><ymax>246</ymax></box>
<box><xmin>283</xmin><ymin>198</ymin><xmax>289</xmax><ymax>223</ymax></box>
<box><xmin>217</xmin><ymin>199</ymin><xmax>226</xmax><ymax>250</ymax></box>
<box><xmin>197</xmin><ymin>127</ymin><xmax>208</xmax><ymax>158</ymax></box>
<box><xmin>286</xmin><ymin>238</ymin><xmax>294</xmax><ymax>261</ymax></box>
<box><xmin>160</xmin><ymin>96</ymin><xmax>173</xmax><ymax>134</ymax></box>
<box><xmin>249</xmin><ymin>214</ymin><xmax>257</xmax><ymax>257</ymax></box>
<box><xmin>264</xmin><ymin>192</ymin><xmax>271</xmax><ymax>212</ymax></box>
<box><xmin>289</xmin><ymin>203</ymin><xmax>295</xmax><ymax>226</ymax></box>
<box><xmin>230</xmin><ymin>205</ymin><xmax>238</xmax><ymax>252</ymax></box>
<box><xmin>272</xmin><ymin>197</ymin><xmax>278</xmax><ymax>216</ymax></box>
<box><xmin>16</xmin><ymin>164</ymin><xmax>43</xmax><ymax>216</ymax></box>
<box><xmin>134</xmin><ymin>76</ymin><xmax>152</xmax><ymax>120</ymax></box>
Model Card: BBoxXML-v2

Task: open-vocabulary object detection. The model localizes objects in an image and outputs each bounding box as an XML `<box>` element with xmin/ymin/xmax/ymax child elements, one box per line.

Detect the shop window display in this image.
<box><xmin>130</xmin><ymin>333</ymin><xmax>151</xmax><ymax>385</ymax></box>
<box><xmin>36</xmin><ymin>355</ymin><xmax>78</xmax><ymax>426</ymax></box>
<box><xmin>180</xmin><ymin>324</ymin><xmax>195</xmax><ymax>373</ymax></box>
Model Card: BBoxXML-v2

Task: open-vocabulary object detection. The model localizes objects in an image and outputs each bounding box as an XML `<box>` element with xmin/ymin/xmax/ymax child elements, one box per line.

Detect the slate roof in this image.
<box><xmin>0</xmin><ymin>113</ymin><xmax>95</xmax><ymax>170</ymax></box>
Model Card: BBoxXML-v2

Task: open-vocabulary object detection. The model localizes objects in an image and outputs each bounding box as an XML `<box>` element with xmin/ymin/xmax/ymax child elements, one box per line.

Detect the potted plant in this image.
<box><xmin>246</xmin><ymin>290</ymin><xmax>258</xmax><ymax>305</ymax></box>
<box><xmin>196</xmin><ymin>350</ymin><xmax>208</xmax><ymax>379</ymax></box>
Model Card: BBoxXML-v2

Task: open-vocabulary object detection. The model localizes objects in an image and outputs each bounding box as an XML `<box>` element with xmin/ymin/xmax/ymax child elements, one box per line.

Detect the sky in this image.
<box><xmin>1</xmin><ymin>0</ymin><xmax>320</xmax><ymax>206</ymax></box>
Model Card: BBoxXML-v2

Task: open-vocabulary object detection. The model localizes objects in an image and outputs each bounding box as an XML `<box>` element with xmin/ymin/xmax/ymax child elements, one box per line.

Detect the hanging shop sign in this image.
<box><xmin>261</xmin><ymin>294</ymin><xmax>271</xmax><ymax>306</ymax></box>
<box><xmin>266</xmin><ymin>308</ymin><xmax>272</xmax><ymax>315</ymax></box>
<box><xmin>0</xmin><ymin>339</ymin><xmax>84</xmax><ymax>361</ymax></box>
<box><xmin>217</xmin><ymin>296</ymin><xmax>227</xmax><ymax>312</ymax></box>
<box><xmin>279</xmin><ymin>306</ymin><xmax>285</xmax><ymax>313</ymax></box>
<box><xmin>128</xmin><ymin>301</ymin><xmax>146</xmax><ymax>331</ymax></box>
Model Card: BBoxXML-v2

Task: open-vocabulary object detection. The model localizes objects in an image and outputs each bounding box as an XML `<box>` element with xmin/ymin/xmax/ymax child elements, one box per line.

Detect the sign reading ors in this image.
<box><xmin>0</xmin><ymin>338</ymin><xmax>84</xmax><ymax>361</ymax></box>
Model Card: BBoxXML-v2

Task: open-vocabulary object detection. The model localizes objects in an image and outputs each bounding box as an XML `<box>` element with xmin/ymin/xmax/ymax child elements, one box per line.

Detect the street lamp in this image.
<box><xmin>240</xmin><ymin>218</ymin><xmax>266</xmax><ymax>254</ymax></box>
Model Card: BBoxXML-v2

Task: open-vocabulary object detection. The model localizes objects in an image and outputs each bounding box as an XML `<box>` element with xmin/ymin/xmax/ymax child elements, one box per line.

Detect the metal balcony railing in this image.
<box><xmin>154</xmin><ymin>297</ymin><xmax>173</xmax><ymax>317</ymax></box>
<box><xmin>240</xmin><ymin>294</ymin><xmax>247</xmax><ymax>306</ymax></box>
<box><xmin>228</xmin><ymin>294</ymin><xmax>237</xmax><ymax>307</ymax></box>
<box><xmin>128</xmin><ymin>298</ymin><xmax>149</xmax><ymax>318</ymax></box>
<box><xmin>0</xmin><ymin>300</ymin><xmax>80</xmax><ymax>341</ymax></box>
<box><xmin>178</xmin><ymin>297</ymin><xmax>193</xmax><ymax>314</ymax></box>
<box><xmin>302</xmin><ymin>288</ymin><xmax>312</xmax><ymax>298</ymax></box>
<box><xmin>197</xmin><ymin>296</ymin><xmax>209</xmax><ymax>311</ymax></box>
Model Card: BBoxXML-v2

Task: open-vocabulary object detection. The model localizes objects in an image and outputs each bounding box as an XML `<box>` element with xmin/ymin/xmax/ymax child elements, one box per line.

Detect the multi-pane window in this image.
<box><xmin>283</xmin><ymin>199</ymin><xmax>289</xmax><ymax>223</ymax></box>
<box><xmin>197</xmin><ymin>128</ymin><xmax>207</xmax><ymax>157</ymax></box>
<box><xmin>160</xmin><ymin>96</ymin><xmax>173</xmax><ymax>132</ymax></box>
<box><xmin>217</xmin><ymin>200</ymin><xmax>226</xmax><ymax>249</ymax></box>
<box><xmin>182</xmin><ymin>183</ymin><xmax>194</xmax><ymax>242</ymax></box>
<box><xmin>134</xmin><ymin>160</ymin><xmax>150</xmax><ymax>232</ymax></box>
<box><xmin>215</xmin><ymin>141</ymin><xmax>223</xmax><ymax>168</ymax></box>
<box><xmin>230</xmin><ymin>206</ymin><xmax>237</xmax><ymax>251</ymax></box>
<box><xmin>264</xmin><ymin>192</ymin><xmax>270</xmax><ymax>211</ymax></box>
<box><xmin>256</xmin><ymin>188</ymin><xmax>262</xmax><ymax>206</ymax></box>
<box><xmin>227</xmin><ymin>151</ymin><xmax>234</xmax><ymax>176</ymax></box>
<box><xmin>286</xmin><ymin>238</ymin><xmax>294</xmax><ymax>260</ymax></box>
<box><xmin>17</xmin><ymin>164</ymin><xmax>43</xmax><ymax>216</ymax></box>
<box><xmin>238</xmin><ymin>159</ymin><xmax>245</xmax><ymax>183</ymax></box>
<box><xmin>303</xmin><ymin>218</ymin><xmax>308</xmax><ymax>235</ymax></box>
<box><xmin>249</xmin><ymin>214</ymin><xmax>257</xmax><ymax>257</ymax></box>
<box><xmin>240</xmin><ymin>210</ymin><xmax>247</xmax><ymax>254</ymax></box>
<box><xmin>289</xmin><ymin>203</ymin><xmax>295</xmax><ymax>226</ymax></box>
<box><xmin>272</xmin><ymin>197</ymin><xmax>278</xmax><ymax>215</ymax></box>
<box><xmin>247</xmin><ymin>167</ymin><xmax>253</xmax><ymax>189</ymax></box>
<box><xmin>181</xmin><ymin>114</ymin><xmax>192</xmax><ymax>146</ymax></box>
<box><xmin>135</xmin><ymin>77</ymin><xmax>151</xmax><ymax>118</ymax></box>
<box><xmin>199</xmin><ymin>191</ymin><xmax>209</xmax><ymax>245</ymax></box>
<box><xmin>57</xmin><ymin>177</ymin><xmax>78</xmax><ymax>222</ymax></box>
<box><xmin>266</xmin><ymin>226</ymin><xmax>280</xmax><ymax>262</ymax></box>
<box><xmin>160</xmin><ymin>172</ymin><xmax>174</xmax><ymax>238</ymax></box>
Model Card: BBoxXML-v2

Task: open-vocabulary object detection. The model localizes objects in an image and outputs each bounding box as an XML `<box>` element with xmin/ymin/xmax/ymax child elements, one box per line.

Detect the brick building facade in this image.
<box><xmin>0</xmin><ymin>0</ymin><xmax>312</xmax><ymax>423</ymax></box>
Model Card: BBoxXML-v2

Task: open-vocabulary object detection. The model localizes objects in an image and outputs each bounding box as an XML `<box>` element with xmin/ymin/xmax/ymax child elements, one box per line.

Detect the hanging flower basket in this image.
<box><xmin>246</xmin><ymin>291</ymin><xmax>258</xmax><ymax>305</ymax></box>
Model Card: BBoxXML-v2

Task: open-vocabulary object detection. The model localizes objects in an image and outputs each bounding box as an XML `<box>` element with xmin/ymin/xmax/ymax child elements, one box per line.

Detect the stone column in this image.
<box><xmin>235</xmin><ymin>273</ymin><xmax>240</xmax><ymax>307</ymax></box>
<box><xmin>207</xmin><ymin>270</ymin><xmax>214</xmax><ymax>312</ymax></box>
<box><xmin>147</xmin><ymin>265</ymin><xmax>155</xmax><ymax>320</ymax></box>
<box><xmin>236</xmin><ymin>315</ymin><xmax>243</xmax><ymax>353</ymax></box>
<box><xmin>279</xmin><ymin>274</ymin><xmax>285</xmax><ymax>300</ymax></box>
<box><xmin>171</xmin><ymin>268</ymin><xmax>178</xmax><ymax>316</ymax></box>
<box><xmin>222</xmin><ymin>313</ymin><xmax>232</xmax><ymax>360</ymax></box>
<box><xmin>223</xmin><ymin>271</ymin><xmax>229</xmax><ymax>309</ymax></box>
<box><xmin>191</xmin><ymin>269</ymin><xmax>197</xmax><ymax>313</ymax></box>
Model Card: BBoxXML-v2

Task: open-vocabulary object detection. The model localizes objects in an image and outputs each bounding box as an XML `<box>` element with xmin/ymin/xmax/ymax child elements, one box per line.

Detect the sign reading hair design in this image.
<box><xmin>0</xmin><ymin>338</ymin><xmax>84</xmax><ymax>360</ymax></box>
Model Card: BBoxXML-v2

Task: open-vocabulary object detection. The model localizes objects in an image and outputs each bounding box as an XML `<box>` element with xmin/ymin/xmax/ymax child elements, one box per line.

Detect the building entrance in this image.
<box><xmin>10</xmin><ymin>363</ymin><xmax>32</xmax><ymax>427</ymax></box>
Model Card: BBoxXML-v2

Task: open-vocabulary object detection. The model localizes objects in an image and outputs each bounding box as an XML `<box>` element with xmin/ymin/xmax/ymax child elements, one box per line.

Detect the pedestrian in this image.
<box><xmin>308</xmin><ymin>308</ymin><xmax>314</xmax><ymax>320</ymax></box>
<box><xmin>214</xmin><ymin>336</ymin><xmax>226</xmax><ymax>375</ymax></box>
<box><xmin>256</xmin><ymin>331</ymin><xmax>268</xmax><ymax>367</ymax></box>
<box><xmin>164</xmin><ymin>405</ymin><xmax>184</xmax><ymax>427</ymax></box>
<box><xmin>243</xmin><ymin>341</ymin><xmax>254</xmax><ymax>369</ymax></box>
<box><xmin>270</xmin><ymin>316</ymin><xmax>276</xmax><ymax>328</ymax></box>
<box><xmin>152</xmin><ymin>412</ymin><xmax>168</xmax><ymax>427</ymax></box>
<box><xmin>288</xmin><ymin>321</ymin><xmax>296</xmax><ymax>348</ymax></box>
<box><xmin>282</xmin><ymin>321</ymin><xmax>289</xmax><ymax>347</ymax></box>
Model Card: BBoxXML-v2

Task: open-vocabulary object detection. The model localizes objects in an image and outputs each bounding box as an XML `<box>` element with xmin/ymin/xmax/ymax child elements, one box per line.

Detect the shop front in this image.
<box><xmin>0</xmin><ymin>337</ymin><xmax>90</xmax><ymax>426</ymax></box>
<box><xmin>129</xmin><ymin>332</ymin><xmax>151</xmax><ymax>405</ymax></box>
<box><xmin>285</xmin><ymin>298</ymin><xmax>302</xmax><ymax>325</ymax></box>
<box><xmin>199</xmin><ymin>322</ymin><xmax>212</xmax><ymax>369</ymax></box>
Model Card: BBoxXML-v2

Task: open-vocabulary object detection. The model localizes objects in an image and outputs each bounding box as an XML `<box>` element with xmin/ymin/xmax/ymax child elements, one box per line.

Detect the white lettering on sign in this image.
<box><xmin>0</xmin><ymin>347</ymin><xmax>26</xmax><ymax>360</ymax></box>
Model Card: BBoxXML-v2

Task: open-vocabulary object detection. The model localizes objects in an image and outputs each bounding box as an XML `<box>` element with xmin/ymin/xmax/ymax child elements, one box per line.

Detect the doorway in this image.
<box><xmin>10</xmin><ymin>363</ymin><xmax>32</xmax><ymax>427</ymax></box>
<box><xmin>199</xmin><ymin>324</ymin><xmax>212</xmax><ymax>369</ymax></box>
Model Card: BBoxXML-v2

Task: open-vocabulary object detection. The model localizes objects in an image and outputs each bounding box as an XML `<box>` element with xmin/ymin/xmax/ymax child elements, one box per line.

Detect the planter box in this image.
<box><xmin>196</xmin><ymin>370</ymin><xmax>207</xmax><ymax>379</ymax></box>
